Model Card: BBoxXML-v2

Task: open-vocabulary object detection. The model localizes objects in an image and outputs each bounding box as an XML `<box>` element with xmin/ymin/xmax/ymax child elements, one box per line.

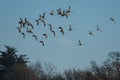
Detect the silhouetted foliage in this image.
<box><xmin>0</xmin><ymin>45</ymin><xmax>29</xmax><ymax>80</ymax></box>
<box><xmin>27</xmin><ymin>51</ymin><xmax>120</xmax><ymax>80</ymax></box>
<box><xmin>29</xmin><ymin>61</ymin><xmax>45</xmax><ymax>80</ymax></box>
<box><xmin>1</xmin><ymin>45</ymin><xmax>120</xmax><ymax>80</ymax></box>
<box><xmin>2</xmin><ymin>63</ymin><xmax>38</xmax><ymax>80</ymax></box>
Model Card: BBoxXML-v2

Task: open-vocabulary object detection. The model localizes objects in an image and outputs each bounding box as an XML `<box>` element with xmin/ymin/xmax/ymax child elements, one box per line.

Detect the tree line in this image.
<box><xmin>0</xmin><ymin>45</ymin><xmax>120</xmax><ymax>80</ymax></box>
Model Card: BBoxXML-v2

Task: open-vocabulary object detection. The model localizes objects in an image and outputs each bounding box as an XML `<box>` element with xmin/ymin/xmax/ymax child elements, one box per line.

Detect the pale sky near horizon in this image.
<box><xmin>0</xmin><ymin>0</ymin><xmax>120</xmax><ymax>72</ymax></box>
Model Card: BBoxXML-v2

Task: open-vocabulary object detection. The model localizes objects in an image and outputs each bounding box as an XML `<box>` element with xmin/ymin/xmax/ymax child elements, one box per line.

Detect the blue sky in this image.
<box><xmin>0</xmin><ymin>0</ymin><xmax>120</xmax><ymax>72</ymax></box>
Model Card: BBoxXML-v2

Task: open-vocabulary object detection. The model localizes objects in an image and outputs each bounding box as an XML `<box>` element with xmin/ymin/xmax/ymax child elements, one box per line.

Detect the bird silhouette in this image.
<box><xmin>29</xmin><ymin>23</ymin><xmax>34</xmax><ymax>29</ymax></box>
<box><xmin>110</xmin><ymin>17</ymin><xmax>116</xmax><ymax>23</ymax></box>
<box><xmin>20</xmin><ymin>18</ymin><xmax>22</xmax><ymax>21</ymax></box>
<box><xmin>58</xmin><ymin>10</ymin><xmax>68</xmax><ymax>18</ymax></box>
<box><xmin>25</xmin><ymin>21</ymin><xmax>30</xmax><ymax>26</ymax></box>
<box><xmin>57</xmin><ymin>8</ymin><xmax>62</xmax><ymax>15</ymax></box>
<box><xmin>41</xmin><ymin>20</ymin><xmax>46</xmax><ymax>27</ymax></box>
<box><xmin>26</xmin><ymin>21</ymin><xmax>34</xmax><ymax>29</ymax></box>
<box><xmin>51</xmin><ymin>30</ymin><xmax>55</xmax><ymax>37</ymax></box>
<box><xmin>60</xmin><ymin>29</ymin><xmax>64</xmax><ymax>35</ymax></box>
<box><xmin>66</xmin><ymin>5</ymin><xmax>71</xmax><ymax>15</ymax></box>
<box><xmin>39</xmin><ymin>12</ymin><xmax>46</xmax><ymax>20</ymax></box>
<box><xmin>61</xmin><ymin>10</ymin><xmax>66</xmax><ymax>17</ymax></box>
<box><xmin>68</xmin><ymin>25</ymin><xmax>74</xmax><ymax>31</ymax></box>
<box><xmin>26</xmin><ymin>28</ymin><xmax>33</xmax><ymax>34</ymax></box>
<box><xmin>89</xmin><ymin>30</ymin><xmax>94</xmax><ymax>36</ymax></box>
<box><xmin>24</xmin><ymin>18</ymin><xmax>27</xmax><ymax>23</ymax></box>
<box><xmin>64</xmin><ymin>12</ymin><xmax>69</xmax><ymax>18</ymax></box>
<box><xmin>39</xmin><ymin>41</ymin><xmax>44</xmax><ymax>46</ymax></box>
<box><xmin>16</xmin><ymin>27</ymin><xmax>21</xmax><ymax>33</ymax></box>
<box><xmin>32</xmin><ymin>34</ymin><xmax>38</xmax><ymax>41</ymax></box>
<box><xmin>21</xmin><ymin>32</ymin><xmax>25</xmax><ymax>38</ymax></box>
<box><xmin>68</xmin><ymin>5</ymin><xmax>71</xmax><ymax>12</ymax></box>
<box><xmin>42</xmin><ymin>12</ymin><xmax>46</xmax><ymax>19</ymax></box>
<box><xmin>78</xmin><ymin>40</ymin><xmax>83</xmax><ymax>46</ymax></box>
<box><xmin>48</xmin><ymin>24</ymin><xmax>53</xmax><ymax>31</ymax></box>
<box><xmin>24</xmin><ymin>17</ymin><xmax>30</xmax><ymax>26</ymax></box>
<box><xmin>96</xmin><ymin>25</ymin><xmax>102</xmax><ymax>32</ymax></box>
<box><xmin>58</xmin><ymin>26</ymin><xmax>63</xmax><ymax>30</ymax></box>
<box><xmin>19</xmin><ymin>18</ymin><xmax>26</xmax><ymax>28</ymax></box>
<box><xmin>43</xmin><ymin>33</ymin><xmax>47</xmax><ymax>39</ymax></box>
<box><xmin>35</xmin><ymin>19</ymin><xmax>40</xmax><ymax>25</ymax></box>
<box><xmin>58</xmin><ymin>27</ymin><xmax>64</xmax><ymax>35</ymax></box>
<box><xmin>18</xmin><ymin>18</ymin><xmax>24</xmax><ymax>28</ymax></box>
<box><xmin>49</xmin><ymin>10</ymin><xmax>55</xmax><ymax>15</ymax></box>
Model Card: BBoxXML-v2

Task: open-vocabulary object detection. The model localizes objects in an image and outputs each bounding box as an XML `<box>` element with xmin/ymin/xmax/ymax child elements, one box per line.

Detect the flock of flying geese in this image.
<box><xmin>17</xmin><ymin>6</ymin><xmax>73</xmax><ymax>46</ymax></box>
<box><xmin>16</xmin><ymin>5</ymin><xmax>116</xmax><ymax>47</ymax></box>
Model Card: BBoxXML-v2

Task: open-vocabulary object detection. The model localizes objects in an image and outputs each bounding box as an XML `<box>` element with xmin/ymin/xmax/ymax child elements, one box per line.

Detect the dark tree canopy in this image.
<box><xmin>0</xmin><ymin>45</ymin><xmax>28</xmax><ymax>69</ymax></box>
<box><xmin>1</xmin><ymin>45</ymin><xmax>120</xmax><ymax>80</ymax></box>
<box><xmin>0</xmin><ymin>45</ymin><xmax>29</xmax><ymax>80</ymax></box>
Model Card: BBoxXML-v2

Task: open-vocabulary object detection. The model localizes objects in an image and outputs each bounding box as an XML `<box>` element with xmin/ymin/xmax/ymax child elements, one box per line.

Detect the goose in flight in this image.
<box><xmin>21</xmin><ymin>32</ymin><xmax>25</xmax><ymax>38</ymax></box>
<box><xmin>29</xmin><ymin>23</ymin><xmax>34</xmax><ymax>29</ymax></box>
<box><xmin>61</xmin><ymin>10</ymin><xmax>66</xmax><ymax>17</ymax></box>
<box><xmin>39</xmin><ymin>41</ymin><xmax>44</xmax><ymax>46</ymax></box>
<box><xmin>18</xmin><ymin>18</ymin><xmax>24</xmax><ymax>28</ymax></box>
<box><xmin>43</xmin><ymin>33</ymin><xmax>47</xmax><ymax>39</ymax></box>
<box><xmin>48</xmin><ymin>24</ymin><xmax>53</xmax><ymax>31</ymax></box>
<box><xmin>96</xmin><ymin>25</ymin><xmax>102</xmax><ymax>32</ymax></box>
<box><xmin>26</xmin><ymin>28</ymin><xmax>33</xmax><ymax>34</ymax></box>
<box><xmin>57</xmin><ymin>8</ymin><xmax>62</xmax><ymax>15</ymax></box>
<box><xmin>41</xmin><ymin>20</ymin><xmax>46</xmax><ymax>27</ymax></box>
<box><xmin>60</xmin><ymin>29</ymin><xmax>64</xmax><ymax>35</ymax></box>
<box><xmin>19</xmin><ymin>18</ymin><xmax>26</xmax><ymax>28</ymax></box>
<box><xmin>32</xmin><ymin>34</ymin><xmax>38</xmax><ymax>41</ymax></box>
<box><xmin>58</xmin><ymin>26</ymin><xmax>63</xmax><ymax>30</ymax></box>
<box><xmin>58</xmin><ymin>27</ymin><xmax>64</xmax><ymax>35</ymax></box>
<box><xmin>78</xmin><ymin>40</ymin><xmax>83</xmax><ymax>46</ymax></box>
<box><xmin>39</xmin><ymin>12</ymin><xmax>46</xmax><ymax>20</ymax></box>
<box><xmin>49</xmin><ymin>10</ymin><xmax>55</xmax><ymax>15</ymax></box>
<box><xmin>66</xmin><ymin>5</ymin><xmax>71</xmax><ymax>15</ymax></box>
<box><xmin>68</xmin><ymin>25</ymin><xmax>74</xmax><ymax>31</ymax></box>
<box><xmin>64</xmin><ymin>12</ymin><xmax>69</xmax><ymax>18</ymax></box>
<box><xmin>19</xmin><ymin>18</ymin><xmax>23</xmax><ymax>24</ymax></box>
<box><xmin>16</xmin><ymin>27</ymin><xmax>21</xmax><ymax>33</ymax></box>
<box><xmin>35</xmin><ymin>19</ymin><xmax>40</xmax><ymax>25</ymax></box>
<box><xmin>42</xmin><ymin>12</ymin><xmax>46</xmax><ymax>19</ymax></box>
<box><xmin>59</xmin><ymin>10</ymin><xmax>68</xmax><ymax>18</ymax></box>
<box><xmin>24</xmin><ymin>17</ymin><xmax>30</xmax><ymax>25</ymax></box>
<box><xmin>89</xmin><ymin>30</ymin><xmax>94</xmax><ymax>36</ymax></box>
<box><xmin>26</xmin><ymin>22</ymin><xmax>34</xmax><ymax>29</ymax></box>
<box><xmin>68</xmin><ymin>5</ymin><xmax>71</xmax><ymax>12</ymax></box>
<box><xmin>51</xmin><ymin>30</ymin><xmax>55</xmax><ymax>37</ymax></box>
<box><xmin>110</xmin><ymin>17</ymin><xmax>116</xmax><ymax>23</ymax></box>
<box><xmin>24</xmin><ymin>18</ymin><xmax>29</xmax><ymax>24</ymax></box>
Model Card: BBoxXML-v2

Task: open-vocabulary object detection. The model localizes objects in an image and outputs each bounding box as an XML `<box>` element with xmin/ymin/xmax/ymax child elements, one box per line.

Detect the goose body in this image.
<box><xmin>39</xmin><ymin>41</ymin><xmax>44</xmax><ymax>46</ymax></box>
<box><xmin>68</xmin><ymin>25</ymin><xmax>74</xmax><ymax>31</ymax></box>
<box><xmin>49</xmin><ymin>10</ymin><xmax>55</xmax><ymax>15</ymax></box>
<box><xmin>78</xmin><ymin>40</ymin><xmax>83</xmax><ymax>46</ymax></box>
<box><xmin>110</xmin><ymin>17</ymin><xmax>116</xmax><ymax>23</ymax></box>
<box><xmin>21</xmin><ymin>32</ymin><xmax>25</xmax><ymax>38</ymax></box>
<box><xmin>48</xmin><ymin>24</ymin><xmax>53</xmax><ymax>31</ymax></box>
<box><xmin>16</xmin><ymin>27</ymin><xmax>21</xmax><ymax>33</ymax></box>
<box><xmin>32</xmin><ymin>35</ymin><xmax>38</xmax><ymax>41</ymax></box>
<box><xmin>51</xmin><ymin>30</ymin><xmax>55</xmax><ymax>37</ymax></box>
<box><xmin>43</xmin><ymin>33</ymin><xmax>47</xmax><ymax>39</ymax></box>
<box><xmin>96</xmin><ymin>25</ymin><xmax>102</xmax><ymax>32</ymax></box>
<box><xmin>89</xmin><ymin>31</ymin><xmax>94</xmax><ymax>36</ymax></box>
